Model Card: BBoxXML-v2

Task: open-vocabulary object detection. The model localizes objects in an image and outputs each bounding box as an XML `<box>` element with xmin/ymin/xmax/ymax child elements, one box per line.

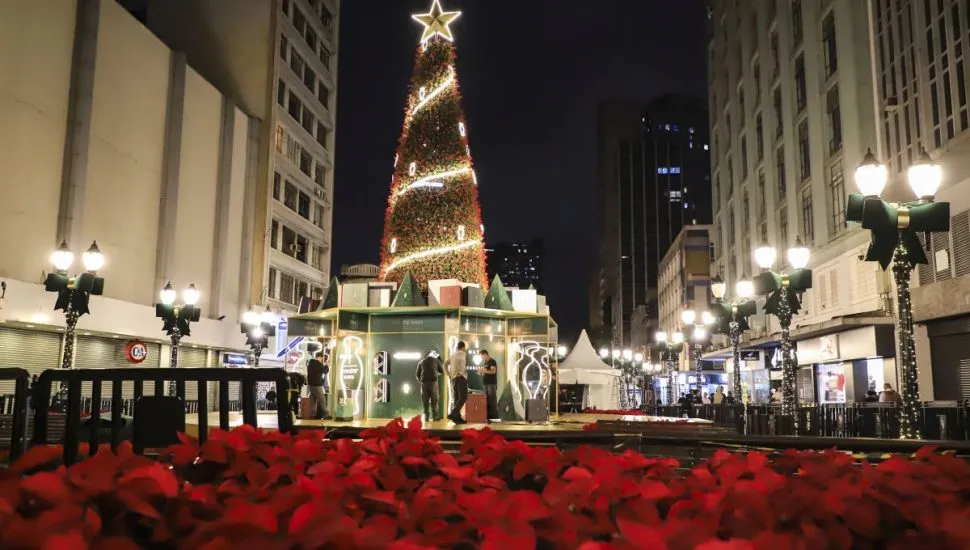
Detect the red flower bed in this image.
<box><xmin>2</xmin><ymin>417</ymin><xmax>970</xmax><ymax>549</ymax></box>
<box><xmin>582</xmin><ymin>408</ymin><xmax>646</xmax><ymax>416</ymax></box>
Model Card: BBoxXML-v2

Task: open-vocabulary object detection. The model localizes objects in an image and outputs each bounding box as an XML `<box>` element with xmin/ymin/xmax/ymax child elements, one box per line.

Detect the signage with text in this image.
<box><xmin>338</xmin><ymin>311</ymin><xmax>369</xmax><ymax>332</ymax></box>
<box><xmin>369</xmin><ymin>314</ymin><xmax>445</xmax><ymax>333</ymax></box>
<box><xmin>222</xmin><ymin>353</ymin><xmax>248</xmax><ymax>367</ymax></box>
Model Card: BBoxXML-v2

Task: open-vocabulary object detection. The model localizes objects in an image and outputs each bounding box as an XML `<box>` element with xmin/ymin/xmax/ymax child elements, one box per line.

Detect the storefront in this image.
<box><xmin>924</xmin><ymin>314</ymin><xmax>970</xmax><ymax>400</ymax></box>
<box><xmin>0</xmin><ymin>325</ymin><xmax>62</xmax><ymax>394</ymax></box>
<box><xmin>795</xmin><ymin>325</ymin><xmax>896</xmax><ymax>404</ymax></box>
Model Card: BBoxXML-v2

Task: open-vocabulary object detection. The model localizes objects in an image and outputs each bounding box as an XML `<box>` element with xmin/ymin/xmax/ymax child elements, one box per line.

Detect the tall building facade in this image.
<box><xmin>872</xmin><ymin>0</ymin><xmax>970</xmax><ymax>400</ymax></box>
<box><xmin>590</xmin><ymin>97</ymin><xmax>711</xmax><ymax>349</ymax></box>
<box><xmin>120</xmin><ymin>0</ymin><xmax>340</xmax><ymax>316</ymax></box>
<box><xmin>707</xmin><ymin>0</ymin><xmax>903</xmax><ymax>404</ymax></box>
<box><xmin>486</xmin><ymin>240</ymin><xmax>544</xmax><ymax>291</ymax></box>
<box><xmin>0</xmin><ymin>0</ymin><xmax>260</xmax><ymax>388</ymax></box>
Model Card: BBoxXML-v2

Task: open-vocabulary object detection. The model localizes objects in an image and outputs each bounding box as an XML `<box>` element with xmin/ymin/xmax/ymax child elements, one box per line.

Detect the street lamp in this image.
<box><xmin>846</xmin><ymin>148</ymin><xmax>949</xmax><ymax>439</ymax></box>
<box><xmin>44</xmin><ymin>241</ymin><xmax>106</xmax><ymax>371</ymax></box>
<box><xmin>156</xmin><ymin>282</ymin><xmax>202</xmax><ymax>394</ymax></box>
<box><xmin>681</xmin><ymin>308</ymin><xmax>713</xmax><ymax>373</ymax></box>
<box><xmin>753</xmin><ymin>238</ymin><xmax>813</xmax><ymax>426</ymax></box>
<box><xmin>710</xmin><ymin>274</ymin><xmax>757</xmax><ymax>402</ymax></box>
<box><xmin>242</xmin><ymin>307</ymin><xmax>277</xmax><ymax>368</ymax></box>
<box><xmin>654</xmin><ymin>330</ymin><xmax>684</xmax><ymax>405</ymax></box>
<box><xmin>598</xmin><ymin>345</ymin><xmax>643</xmax><ymax>409</ymax></box>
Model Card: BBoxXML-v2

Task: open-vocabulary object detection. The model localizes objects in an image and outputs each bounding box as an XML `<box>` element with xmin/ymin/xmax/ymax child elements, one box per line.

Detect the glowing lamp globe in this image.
<box><xmin>242</xmin><ymin>310</ymin><xmax>260</xmax><ymax>325</ymax></box>
<box><xmin>754</xmin><ymin>245</ymin><xmax>777</xmax><ymax>269</ymax></box>
<box><xmin>159</xmin><ymin>282</ymin><xmax>177</xmax><ymax>306</ymax></box>
<box><xmin>655</xmin><ymin>331</ymin><xmax>668</xmax><ymax>345</ymax></box>
<box><xmin>788</xmin><ymin>237</ymin><xmax>811</xmax><ymax>269</ymax></box>
<box><xmin>854</xmin><ymin>149</ymin><xmax>888</xmax><ymax>197</ymax></box>
<box><xmin>183</xmin><ymin>284</ymin><xmax>201</xmax><ymax>306</ymax></box>
<box><xmin>701</xmin><ymin>310</ymin><xmax>715</xmax><ymax>325</ymax></box>
<box><xmin>908</xmin><ymin>150</ymin><xmax>942</xmax><ymax>200</ymax></box>
<box><xmin>672</xmin><ymin>332</ymin><xmax>685</xmax><ymax>345</ymax></box>
<box><xmin>693</xmin><ymin>326</ymin><xmax>708</xmax><ymax>341</ymax></box>
<box><xmin>557</xmin><ymin>345</ymin><xmax>568</xmax><ymax>357</ymax></box>
<box><xmin>681</xmin><ymin>310</ymin><xmax>696</xmax><ymax>325</ymax></box>
<box><xmin>51</xmin><ymin>241</ymin><xmax>74</xmax><ymax>272</ymax></box>
<box><xmin>611</xmin><ymin>349</ymin><xmax>621</xmax><ymax>360</ymax></box>
<box><xmin>82</xmin><ymin>241</ymin><xmax>105</xmax><ymax>271</ymax></box>
<box><xmin>736</xmin><ymin>278</ymin><xmax>754</xmax><ymax>299</ymax></box>
<box><xmin>599</xmin><ymin>348</ymin><xmax>609</xmax><ymax>359</ymax></box>
<box><xmin>710</xmin><ymin>275</ymin><xmax>727</xmax><ymax>300</ymax></box>
<box><xmin>251</xmin><ymin>326</ymin><xmax>264</xmax><ymax>338</ymax></box>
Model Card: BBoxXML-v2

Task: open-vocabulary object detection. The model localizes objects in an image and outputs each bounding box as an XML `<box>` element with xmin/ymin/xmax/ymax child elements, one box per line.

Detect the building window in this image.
<box><xmin>729</xmin><ymin>209</ymin><xmax>736</xmax><ymax>246</ymax></box>
<box><xmin>299</xmin><ymin>150</ymin><xmax>312</xmax><ymax>177</ymax></box>
<box><xmin>311</xmin><ymin>244</ymin><xmax>326</xmax><ymax>271</ymax></box>
<box><xmin>301</xmin><ymin>108</ymin><xmax>315</xmax><ymax>136</ymax></box>
<box><xmin>318</xmin><ymin>83</ymin><xmax>330</xmax><ymax>106</ymax></box>
<box><xmin>792</xmin><ymin>0</ymin><xmax>803</xmax><ymax>47</ymax></box>
<box><xmin>770</xmin><ymin>31</ymin><xmax>780</xmax><ymax>79</ymax></box>
<box><xmin>268</xmin><ymin>268</ymin><xmax>278</xmax><ymax>299</ymax></box>
<box><xmin>288</xmin><ymin>91</ymin><xmax>302</xmax><ymax>121</ymax></box>
<box><xmin>755</xmin><ymin>113</ymin><xmax>764</xmax><ymax>160</ymax></box>
<box><xmin>775</xmin><ymin>146</ymin><xmax>786</xmax><ymax>198</ymax></box>
<box><xmin>829</xmin><ymin>160</ymin><xmax>846</xmax><ymax>235</ymax></box>
<box><xmin>303</xmin><ymin>65</ymin><xmax>316</xmax><ymax>92</ymax></box>
<box><xmin>314</xmin><ymin>162</ymin><xmax>327</xmax><ymax>187</ymax></box>
<box><xmin>773</xmin><ymin>87</ymin><xmax>783</xmax><ymax>138</ymax></box>
<box><xmin>826</xmin><ymin>85</ymin><xmax>842</xmax><ymax>153</ymax></box>
<box><xmin>801</xmin><ymin>186</ymin><xmax>814</xmax><ymax>243</ymax></box>
<box><xmin>320</xmin><ymin>44</ymin><xmax>332</xmax><ymax>69</ymax></box>
<box><xmin>753</xmin><ymin>61</ymin><xmax>761</xmax><ymax>104</ymax></box>
<box><xmin>740</xmin><ymin>137</ymin><xmax>749</xmax><ymax>180</ymax></box>
<box><xmin>304</xmin><ymin>26</ymin><xmax>317</xmax><ymax>52</ymax></box>
<box><xmin>794</xmin><ymin>55</ymin><xmax>807</xmax><ymax>113</ymax></box>
<box><xmin>277</xmin><ymin>79</ymin><xmax>286</xmax><ymax>106</ymax></box>
<box><xmin>739</xmin><ymin>87</ymin><xmax>746</xmax><ymax>119</ymax></box>
<box><xmin>797</xmin><ymin>120</ymin><xmax>810</xmax><ymax>181</ymax></box>
<box><xmin>284</xmin><ymin>181</ymin><xmax>298</xmax><ymax>211</ymax></box>
<box><xmin>298</xmin><ymin>190</ymin><xmax>311</xmax><ymax>219</ymax></box>
<box><xmin>290</xmin><ymin>50</ymin><xmax>304</xmax><ymax>78</ymax></box>
<box><xmin>757</xmin><ymin>167</ymin><xmax>766</xmax><ymax>219</ymax></box>
<box><xmin>279</xmin><ymin>272</ymin><xmax>296</xmax><ymax>305</ymax></box>
<box><xmin>293</xmin><ymin>8</ymin><xmax>306</xmax><ymax>35</ymax></box>
<box><xmin>743</xmin><ymin>191</ymin><xmax>750</xmax><ymax>221</ymax></box>
<box><xmin>279</xmin><ymin>34</ymin><xmax>288</xmax><ymax>61</ymax></box>
<box><xmin>281</xmin><ymin>0</ymin><xmax>290</xmax><ymax>17</ymax></box>
<box><xmin>273</xmin><ymin>171</ymin><xmax>281</xmax><ymax>200</ymax></box>
<box><xmin>822</xmin><ymin>11</ymin><xmax>837</xmax><ymax>77</ymax></box>
<box><xmin>270</xmin><ymin>220</ymin><xmax>279</xmax><ymax>249</ymax></box>
<box><xmin>316</xmin><ymin>122</ymin><xmax>328</xmax><ymax>148</ymax></box>
<box><xmin>314</xmin><ymin>204</ymin><xmax>327</xmax><ymax>229</ymax></box>
<box><xmin>779</xmin><ymin>207</ymin><xmax>788</xmax><ymax>250</ymax></box>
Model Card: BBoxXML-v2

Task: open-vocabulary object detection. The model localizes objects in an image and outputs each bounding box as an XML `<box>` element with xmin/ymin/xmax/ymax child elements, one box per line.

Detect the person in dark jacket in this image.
<box><xmin>416</xmin><ymin>350</ymin><xmax>444</xmax><ymax>423</ymax></box>
<box><xmin>306</xmin><ymin>352</ymin><xmax>329</xmax><ymax>419</ymax></box>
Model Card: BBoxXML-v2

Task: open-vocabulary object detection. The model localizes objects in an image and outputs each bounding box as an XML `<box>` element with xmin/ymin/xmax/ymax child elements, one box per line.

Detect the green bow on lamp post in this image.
<box><xmin>710</xmin><ymin>275</ymin><xmax>757</xmax><ymax>402</ymax></box>
<box><xmin>846</xmin><ymin>149</ymin><xmax>949</xmax><ymax>440</ymax></box>
<box><xmin>752</xmin><ymin>239</ymin><xmax>813</xmax><ymax>429</ymax></box>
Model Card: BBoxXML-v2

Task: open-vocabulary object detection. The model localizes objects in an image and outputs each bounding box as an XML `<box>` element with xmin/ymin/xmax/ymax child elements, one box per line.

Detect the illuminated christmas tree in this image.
<box><xmin>379</xmin><ymin>0</ymin><xmax>487</xmax><ymax>289</ymax></box>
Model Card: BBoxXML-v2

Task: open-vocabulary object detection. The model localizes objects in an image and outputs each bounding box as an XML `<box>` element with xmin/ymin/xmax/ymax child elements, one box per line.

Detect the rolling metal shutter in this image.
<box><xmin>0</xmin><ymin>327</ymin><xmax>62</xmax><ymax>395</ymax></box>
<box><xmin>177</xmin><ymin>348</ymin><xmax>208</xmax><ymax>403</ymax></box>
<box><xmin>74</xmin><ymin>337</ymin><xmax>161</xmax><ymax>403</ymax></box>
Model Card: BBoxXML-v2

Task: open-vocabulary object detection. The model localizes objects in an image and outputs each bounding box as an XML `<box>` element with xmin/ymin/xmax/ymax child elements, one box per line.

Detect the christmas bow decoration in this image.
<box><xmin>753</xmin><ymin>270</ymin><xmax>812</xmax><ymax>316</ymax></box>
<box><xmin>847</xmin><ymin>194</ymin><xmax>950</xmax><ymax>269</ymax></box>
<box><xmin>711</xmin><ymin>300</ymin><xmax>757</xmax><ymax>334</ymax></box>
<box><xmin>156</xmin><ymin>304</ymin><xmax>202</xmax><ymax>337</ymax></box>
<box><xmin>44</xmin><ymin>272</ymin><xmax>105</xmax><ymax>317</ymax></box>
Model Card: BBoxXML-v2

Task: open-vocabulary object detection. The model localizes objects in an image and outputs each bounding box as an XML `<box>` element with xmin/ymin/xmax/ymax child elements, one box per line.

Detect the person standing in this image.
<box><xmin>306</xmin><ymin>352</ymin><xmax>329</xmax><ymax>419</ymax></box>
<box><xmin>415</xmin><ymin>350</ymin><xmax>444</xmax><ymax>423</ymax></box>
<box><xmin>446</xmin><ymin>341</ymin><xmax>468</xmax><ymax>424</ymax></box>
<box><xmin>479</xmin><ymin>349</ymin><xmax>498</xmax><ymax>421</ymax></box>
<box><xmin>880</xmin><ymin>383</ymin><xmax>902</xmax><ymax>404</ymax></box>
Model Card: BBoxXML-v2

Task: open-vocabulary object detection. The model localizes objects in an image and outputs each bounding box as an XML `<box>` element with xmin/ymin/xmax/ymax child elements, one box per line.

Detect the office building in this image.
<box><xmin>486</xmin><ymin>240</ymin><xmax>544</xmax><ymax>291</ymax></box>
<box><xmin>0</xmin><ymin>0</ymin><xmax>260</xmax><ymax>386</ymax></box>
<box><xmin>707</xmin><ymin>0</ymin><xmax>899</xmax><ymax>404</ymax></box>
<box><xmin>590</xmin><ymin>96</ymin><xmax>712</xmax><ymax>348</ymax></box>
<box><xmin>657</xmin><ymin>226</ymin><xmax>715</xmax><ymax>336</ymax></box>
<box><xmin>874</xmin><ymin>1</ymin><xmax>970</xmax><ymax>400</ymax></box>
<box><xmin>120</xmin><ymin>0</ymin><xmax>340</xmax><ymax>316</ymax></box>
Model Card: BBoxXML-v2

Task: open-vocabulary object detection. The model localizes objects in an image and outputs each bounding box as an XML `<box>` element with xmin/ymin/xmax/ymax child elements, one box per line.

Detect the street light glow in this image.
<box><xmin>557</xmin><ymin>345</ymin><xmax>568</xmax><ymax>357</ymax></box>
<box><xmin>854</xmin><ymin>148</ymin><xmax>888</xmax><ymax>197</ymax></box>
<box><xmin>736</xmin><ymin>278</ymin><xmax>754</xmax><ymax>299</ymax></box>
<box><xmin>655</xmin><ymin>331</ymin><xmax>667</xmax><ymax>344</ymax></box>
<box><xmin>701</xmin><ymin>310</ymin><xmax>715</xmax><ymax>325</ymax></box>
<box><xmin>634</xmin><ymin>351</ymin><xmax>644</xmax><ymax>362</ymax></box>
<box><xmin>183</xmin><ymin>284</ymin><xmax>200</xmax><ymax>306</ymax></box>
<box><xmin>672</xmin><ymin>331</ymin><xmax>684</xmax><ymax>345</ymax></box>
<box><xmin>754</xmin><ymin>245</ymin><xmax>777</xmax><ymax>269</ymax></box>
<box><xmin>160</xmin><ymin>282</ymin><xmax>176</xmax><ymax>305</ymax></box>
<box><xmin>788</xmin><ymin>237</ymin><xmax>811</xmax><ymax>269</ymax></box>
<box><xmin>243</xmin><ymin>310</ymin><xmax>260</xmax><ymax>325</ymax></box>
<box><xmin>599</xmin><ymin>347</ymin><xmax>609</xmax><ymax>359</ymax></box>
<box><xmin>82</xmin><ymin>241</ymin><xmax>105</xmax><ymax>271</ymax></box>
<box><xmin>622</xmin><ymin>349</ymin><xmax>633</xmax><ymax>361</ymax></box>
<box><xmin>693</xmin><ymin>326</ymin><xmax>708</xmax><ymax>341</ymax></box>
<box><xmin>611</xmin><ymin>349</ymin><xmax>621</xmax><ymax>360</ymax></box>
<box><xmin>681</xmin><ymin>309</ymin><xmax>696</xmax><ymax>325</ymax></box>
<box><xmin>908</xmin><ymin>150</ymin><xmax>942</xmax><ymax>200</ymax></box>
<box><xmin>710</xmin><ymin>275</ymin><xmax>727</xmax><ymax>300</ymax></box>
<box><xmin>51</xmin><ymin>241</ymin><xmax>74</xmax><ymax>272</ymax></box>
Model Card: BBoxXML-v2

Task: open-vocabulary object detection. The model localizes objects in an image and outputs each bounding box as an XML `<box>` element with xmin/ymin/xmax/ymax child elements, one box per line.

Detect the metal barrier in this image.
<box><xmin>0</xmin><ymin>369</ymin><xmax>30</xmax><ymax>462</ymax></box>
<box><xmin>33</xmin><ymin>367</ymin><xmax>291</xmax><ymax>465</ymax></box>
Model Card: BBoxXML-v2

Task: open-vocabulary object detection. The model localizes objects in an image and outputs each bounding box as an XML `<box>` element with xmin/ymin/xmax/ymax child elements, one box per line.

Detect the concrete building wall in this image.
<box><xmin>0</xmin><ymin>0</ymin><xmax>259</xmax><ymax>354</ymax></box>
<box><xmin>0</xmin><ymin>1</ymin><xmax>77</xmax><ymax>284</ymax></box>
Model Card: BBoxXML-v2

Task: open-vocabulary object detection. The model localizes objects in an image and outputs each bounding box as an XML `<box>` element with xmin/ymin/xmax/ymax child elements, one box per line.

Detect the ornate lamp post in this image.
<box><xmin>846</xmin><ymin>149</ymin><xmax>949</xmax><ymax>440</ymax></box>
<box><xmin>710</xmin><ymin>275</ymin><xmax>757</xmax><ymax>402</ymax></box>
<box><xmin>654</xmin><ymin>330</ymin><xmax>684</xmax><ymax>405</ymax></box>
<box><xmin>753</xmin><ymin>239</ymin><xmax>813</xmax><ymax>423</ymax></box>
<box><xmin>681</xmin><ymin>309</ymin><xmax>714</xmax><ymax>373</ymax></box>
<box><xmin>156</xmin><ymin>282</ymin><xmax>201</xmax><ymax>394</ymax></box>
<box><xmin>242</xmin><ymin>308</ymin><xmax>277</xmax><ymax>368</ymax></box>
<box><xmin>640</xmin><ymin>361</ymin><xmax>661</xmax><ymax>412</ymax></box>
<box><xmin>45</xmin><ymin>241</ymin><xmax>106</xmax><ymax>371</ymax></box>
<box><xmin>598</xmin><ymin>345</ymin><xmax>639</xmax><ymax>408</ymax></box>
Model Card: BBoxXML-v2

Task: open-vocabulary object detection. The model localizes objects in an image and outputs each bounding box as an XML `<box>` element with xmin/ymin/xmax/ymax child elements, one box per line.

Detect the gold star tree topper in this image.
<box><xmin>412</xmin><ymin>0</ymin><xmax>461</xmax><ymax>43</ymax></box>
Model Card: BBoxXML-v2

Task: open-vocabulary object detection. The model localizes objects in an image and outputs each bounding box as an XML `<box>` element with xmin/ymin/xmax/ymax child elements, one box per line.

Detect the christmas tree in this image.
<box><xmin>379</xmin><ymin>0</ymin><xmax>488</xmax><ymax>289</ymax></box>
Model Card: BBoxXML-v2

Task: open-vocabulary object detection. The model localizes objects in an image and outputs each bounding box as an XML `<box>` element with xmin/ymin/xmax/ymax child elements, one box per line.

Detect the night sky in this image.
<box><xmin>332</xmin><ymin>1</ymin><xmax>709</xmax><ymax>344</ymax></box>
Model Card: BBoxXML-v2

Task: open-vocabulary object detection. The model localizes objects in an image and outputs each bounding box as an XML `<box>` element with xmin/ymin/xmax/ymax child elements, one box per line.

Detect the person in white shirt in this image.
<box><xmin>446</xmin><ymin>341</ymin><xmax>468</xmax><ymax>424</ymax></box>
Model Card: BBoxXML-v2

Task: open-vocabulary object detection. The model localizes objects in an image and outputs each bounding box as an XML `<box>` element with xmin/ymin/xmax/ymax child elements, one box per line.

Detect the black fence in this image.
<box><xmin>0</xmin><ymin>369</ymin><xmax>31</xmax><ymax>462</ymax></box>
<box><xmin>655</xmin><ymin>401</ymin><xmax>970</xmax><ymax>440</ymax></box>
<box><xmin>31</xmin><ymin>367</ymin><xmax>292</xmax><ymax>465</ymax></box>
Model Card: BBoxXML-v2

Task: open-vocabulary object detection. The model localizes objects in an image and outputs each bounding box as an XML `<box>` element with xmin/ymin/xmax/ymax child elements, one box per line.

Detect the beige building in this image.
<box><xmin>657</xmin><ymin>226</ymin><xmax>714</xmax><ymax>370</ymax></box>
<box><xmin>0</xmin><ymin>0</ymin><xmax>262</xmax><ymax>383</ymax></box>
<box><xmin>708</xmin><ymin>0</ymin><xmax>899</xmax><ymax>404</ymax></box>
<box><xmin>121</xmin><ymin>0</ymin><xmax>340</xmax><ymax>316</ymax></box>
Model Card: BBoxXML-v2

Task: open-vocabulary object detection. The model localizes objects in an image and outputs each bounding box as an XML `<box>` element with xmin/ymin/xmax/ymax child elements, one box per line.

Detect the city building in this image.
<box><xmin>0</xmin><ymin>0</ymin><xmax>261</xmax><ymax>388</ymax></box>
<box><xmin>872</xmin><ymin>1</ymin><xmax>970</xmax><ymax>401</ymax></box>
<box><xmin>707</xmin><ymin>0</ymin><xmax>898</xmax><ymax>405</ymax></box>
<box><xmin>657</xmin><ymin>225</ymin><xmax>715</xmax><ymax>341</ymax></box>
<box><xmin>340</xmin><ymin>264</ymin><xmax>380</xmax><ymax>284</ymax></box>
<box><xmin>486</xmin><ymin>240</ymin><xmax>544</xmax><ymax>290</ymax></box>
<box><xmin>119</xmin><ymin>0</ymin><xmax>340</xmax><ymax>316</ymax></box>
<box><xmin>590</xmin><ymin>97</ymin><xmax>712</xmax><ymax>349</ymax></box>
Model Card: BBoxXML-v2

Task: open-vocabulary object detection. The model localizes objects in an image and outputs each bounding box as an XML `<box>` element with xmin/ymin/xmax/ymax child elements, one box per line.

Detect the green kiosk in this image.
<box><xmin>286</xmin><ymin>274</ymin><xmax>559</xmax><ymax>422</ymax></box>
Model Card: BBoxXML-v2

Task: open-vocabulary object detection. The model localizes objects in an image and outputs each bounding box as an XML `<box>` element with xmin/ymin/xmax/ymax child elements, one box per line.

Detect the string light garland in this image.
<box><xmin>893</xmin><ymin>243</ymin><xmax>921</xmax><ymax>439</ymax></box>
<box><xmin>729</xmin><ymin>315</ymin><xmax>742</xmax><ymax>401</ymax></box>
<box><xmin>378</xmin><ymin>4</ymin><xmax>487</xmax><ymax>289</ymax></box>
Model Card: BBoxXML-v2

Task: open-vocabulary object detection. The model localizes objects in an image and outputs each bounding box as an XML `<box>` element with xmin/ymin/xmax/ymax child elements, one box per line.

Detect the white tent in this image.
<box><xmin>558</xmin><ymin>330</ymin><xmax>621</xmax><ymax>410</ymax></box>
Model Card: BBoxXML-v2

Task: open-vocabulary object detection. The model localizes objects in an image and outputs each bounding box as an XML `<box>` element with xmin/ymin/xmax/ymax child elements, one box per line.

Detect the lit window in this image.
<box><xmin>689</xmin><ymin>127</ymin><xmax>695</xmax><ymax>134</ymax></box>
<box><xmin>658</xmin><ymin>167</ymin><xmax>669</xmax><ymax>174</ymax></box>
<box><xmin>664</xmin><ymin>124</ymin><xmax>671</xmax><ymax>131</ymax></box>
<box><xmin>672</xmin><ymin>124</ymin><xmax>679</xmax><ymax>131</ymax></box>
<box><xmin>703</xmin><ymin>144</ymin><xmax>709</xmax><ymax>150</ymax></box>
<box><xmin>670</xmin><ymin>167</ymin><xmax>681</xmax><ymax>174</ymax></box>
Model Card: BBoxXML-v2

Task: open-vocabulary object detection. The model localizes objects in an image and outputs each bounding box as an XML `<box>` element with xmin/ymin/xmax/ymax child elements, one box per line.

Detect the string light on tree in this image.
<box><xmin>379</xmin><ymin>0</ymin><xmax>487</xmax><ymax>288</ymax></box>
